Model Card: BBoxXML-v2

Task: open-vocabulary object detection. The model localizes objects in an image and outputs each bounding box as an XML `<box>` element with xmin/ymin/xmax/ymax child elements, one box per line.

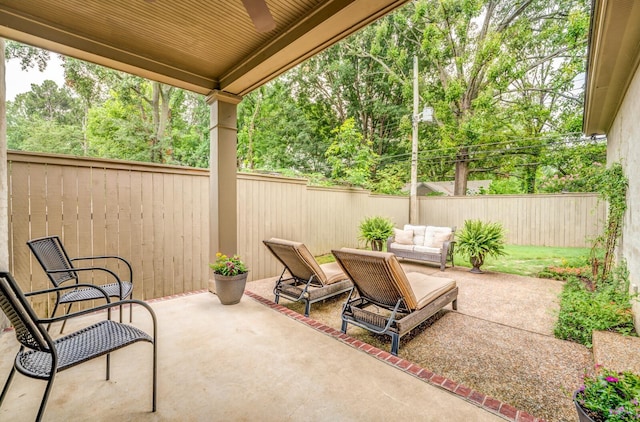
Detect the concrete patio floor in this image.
<box><xmin>0</xmin><ymin>289</ymin><xmax>506</xmax><ymax>422</ymax></box>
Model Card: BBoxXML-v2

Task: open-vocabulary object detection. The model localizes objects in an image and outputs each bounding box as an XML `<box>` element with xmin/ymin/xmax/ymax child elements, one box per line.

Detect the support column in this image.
<box><xmin>0</xmin><ymin>39</ymin><xmax>9</xmax><ymax>329</ymax></box>
<box><xmin>206</xmin><ymin>90</ymin><xmax>242</xmax><ymax>292</ymax></box>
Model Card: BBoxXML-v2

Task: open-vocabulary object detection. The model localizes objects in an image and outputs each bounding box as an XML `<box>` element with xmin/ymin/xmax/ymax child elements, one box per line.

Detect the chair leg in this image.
<box><xmin>0</xmin><ymin>365</ymin><xmax>17</xmax><ymax>407</ymax></box>
<box><xmin>304</xmin><ymin>300</ymin><xmax>311</xmax><ymax>317</ymax></box>
<box><xmin>390</xmin><ymin>333</ymin><xmax>400</xmax><ymax>356</ymax></box>
<box><xmin>152</xmin><ymin>340</ymin><xmax>157</xmax><ymax>412</ymax></box>
<box><xmin>106</xmin><ymin>353</ymin><xmax>111</xmax><ymax>380</ymax></box>
<box><xmin>47</xmin><ymin>301</ymin><xmax>60</xmax><ymax>332</ymax></box>
<box><xmin>274</xmin><ymin>293</ymin><xmax>280</xmax><ymax>304</ymax></box>
<box><xmin>59</xmin><ymin>303</ymin><xmax>74</xmax><ymax>334</ymax></box>
<box><xmin>452</xmin><ymin>299</ymin><xmax>458</xmax><ymax>311</ymax></box>
<box><xmin>341</xmin><ymin>320</ymin><xmax>348</xmax><ymax>334</ymax></box>
<box><xmin>35</xmin><ymin>374</ymin><xmax>56</xmax><ymax>422</ymax></box>
<box><xmin>129</xmin><ymin>293</ymin><xmax>133</xmax><ymax>323</ymax></box>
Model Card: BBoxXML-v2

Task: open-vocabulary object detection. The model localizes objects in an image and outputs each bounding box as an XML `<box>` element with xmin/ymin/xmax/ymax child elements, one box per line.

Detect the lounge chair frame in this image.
<box><xmin>0</xmin><ymin>271</ymin><xmax>157</xmax><ymax>422</ymax></box>
<box><xmin>263</xmin><ymin>238</ymin><xmax>353</xmax><ymax>316</ymax></box>
<box><xmin>333</xmin><ymin>248</ymin><xmax>458</xmax><ymax>356</ymax></box>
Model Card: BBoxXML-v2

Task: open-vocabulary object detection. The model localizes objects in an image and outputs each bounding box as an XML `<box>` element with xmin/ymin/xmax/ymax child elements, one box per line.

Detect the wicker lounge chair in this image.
<box><xmin>332</xmin><ymin>248</ymin><xmax>458</xmax><ymax>355</ymax></box>
<box><xmin>0</xmin><ymin>271</ymin><xmax>157</xmax><ymax>422</ymax></box>
<box><xmin>27</xmin><ymin>235</ymin><xmax>134</xmax><ymax>333</ymax></box>
<box><xmin>263</xmin><ymin>238</ymin><xmax>353</xmax><ymax>316</ymax></box>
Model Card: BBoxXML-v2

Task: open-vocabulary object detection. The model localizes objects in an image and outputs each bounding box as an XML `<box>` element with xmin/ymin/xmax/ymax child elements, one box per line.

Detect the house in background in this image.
<box><xmin>403</xmin><ymin>180</ymin><xmax>491</xmax><ymax>196</ymax></box>
<box><xmin>583</xmin><ymin>0</ymin><xmax>640</xmax><ymax>331</ymax></box>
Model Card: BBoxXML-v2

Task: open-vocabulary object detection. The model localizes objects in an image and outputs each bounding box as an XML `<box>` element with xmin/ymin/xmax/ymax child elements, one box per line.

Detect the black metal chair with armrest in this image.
<box><xmin>27</xmin><ymin>235</ymin><xmax>134</xmax><ymax>333</ymax></box>
<box><xmin>0</xmin><ymin>271</ymin><xmax>157</xmax><ymax>422</ymax></box>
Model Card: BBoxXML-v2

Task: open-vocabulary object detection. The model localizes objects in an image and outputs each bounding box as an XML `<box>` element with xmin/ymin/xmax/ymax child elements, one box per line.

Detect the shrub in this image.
<box><xmin>554</xmin><ymin>266</ymin><xmax>636</xmax><ymax>347</ymax></box>
<box><xmin>455</xmin><ymin>219</ymin><xmax>506</xmax><ymax>271</ymax></box>
<box><xmin>358</xmin><ymin>216</ymin><xmax>394</xmax><ymax>251</ymax></box>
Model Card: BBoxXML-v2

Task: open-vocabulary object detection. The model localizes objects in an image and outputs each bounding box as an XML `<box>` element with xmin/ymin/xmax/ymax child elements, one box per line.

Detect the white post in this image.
<box><xmin>410</xmin><ymin>55</ymin><xmax>419</xmax><ymax>224</ymax></box>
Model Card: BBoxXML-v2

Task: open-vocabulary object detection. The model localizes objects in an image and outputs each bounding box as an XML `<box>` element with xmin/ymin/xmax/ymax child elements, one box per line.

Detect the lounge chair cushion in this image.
<box><xmin>268</xmin><ymin>237</ymin><xmax>330</xmax><ymax>285</ymax></box>
<box><xmin>405</xmin><ymin>273</ymin><xmax>456</xmax><ymax>309</ymax></box>
<box><xmin>321</xmin><ymin>262</ymin><xmax>349</xmax><ymax>285</ymax></box>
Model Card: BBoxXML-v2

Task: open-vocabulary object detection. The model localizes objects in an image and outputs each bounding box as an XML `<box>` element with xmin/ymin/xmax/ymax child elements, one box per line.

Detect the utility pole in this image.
<box><xmin>410</xmin><ymin>55</ymin><xmax>433</xmax><ymax>225</ymax></box>
<box><xmin>410</xmin><ymin>56</ymin><xmax>419</xmax><ymax>224</ymax></box>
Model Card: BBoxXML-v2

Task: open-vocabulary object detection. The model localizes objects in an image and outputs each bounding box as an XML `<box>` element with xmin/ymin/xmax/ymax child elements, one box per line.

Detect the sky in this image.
<box><xmin>5</xmin><ymin>54</ymin><xmax>65</xmax><ymax>101</ymax></box>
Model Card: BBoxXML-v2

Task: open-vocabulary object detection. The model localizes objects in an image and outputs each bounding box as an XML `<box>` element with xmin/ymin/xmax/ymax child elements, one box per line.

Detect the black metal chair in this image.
<box><xmin>27</xmin><ymin>235</ymin><xmax>134</xmax><ymax>333</ymax></box>
<box><xmin>0</xmin><ymin>271</ymin><xmax>157</xmax><ymax>421</ymax></box>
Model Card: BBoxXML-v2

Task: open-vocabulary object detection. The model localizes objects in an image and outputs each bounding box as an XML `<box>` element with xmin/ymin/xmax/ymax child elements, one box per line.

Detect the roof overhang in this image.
<box><xmin>583</xmin><ymin>0</ymin><xmax>640</xmax><ymax>135</ymax></box>
<box><xmin>0</xmin><ymin>0</ymin><xmax>410</xmax><ymax>97</ymax></box>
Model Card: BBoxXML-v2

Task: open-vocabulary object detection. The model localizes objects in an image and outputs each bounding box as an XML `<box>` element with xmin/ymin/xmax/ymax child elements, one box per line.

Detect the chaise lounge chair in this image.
<box><xmin>332</xmin><ymin>248</ymin><xmax>458</xmax><ymax>355</ymax></box>
<box><xmin>263</xmin><ymin>238</ymin><xmax>353</xmax><ymax>317</ymax></box>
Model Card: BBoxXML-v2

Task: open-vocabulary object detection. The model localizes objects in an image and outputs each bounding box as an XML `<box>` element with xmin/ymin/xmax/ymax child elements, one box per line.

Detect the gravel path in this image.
<box><xmin>247</xmin><ymin>264</ymin><xmax>593</xmax><ymax>422</ymax></box>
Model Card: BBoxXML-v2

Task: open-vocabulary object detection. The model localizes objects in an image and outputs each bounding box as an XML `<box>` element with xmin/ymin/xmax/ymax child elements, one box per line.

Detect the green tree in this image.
<box><xmin>403</xmin><ymin>0</ymin><xmax>589</xmax><ymax>195</ymax></box>
<box><xmin>325</xmin><ymin>118</ymin><xmax>377</xmax><ymax>186</ymax></box>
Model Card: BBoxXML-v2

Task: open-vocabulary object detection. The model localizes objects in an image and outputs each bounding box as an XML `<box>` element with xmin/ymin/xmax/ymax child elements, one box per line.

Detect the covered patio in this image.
<box><xmin>0</xmin><ymin>286</ymin><xmax>505</xmax><ymax>422</ymax></box>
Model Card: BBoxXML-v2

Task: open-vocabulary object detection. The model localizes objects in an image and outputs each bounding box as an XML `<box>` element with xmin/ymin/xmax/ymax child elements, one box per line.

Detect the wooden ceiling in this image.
<box><xmin>0</xmin><ymin>0</ymin><xmax>410</xmax><ymax>97</ymax></box>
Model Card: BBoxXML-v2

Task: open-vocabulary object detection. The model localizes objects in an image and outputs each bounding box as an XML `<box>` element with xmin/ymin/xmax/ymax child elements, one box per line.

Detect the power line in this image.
<box><xmin>379</xmin><ymin>132</ymin><xmax>604</xmax><ymax>163</ymax></box>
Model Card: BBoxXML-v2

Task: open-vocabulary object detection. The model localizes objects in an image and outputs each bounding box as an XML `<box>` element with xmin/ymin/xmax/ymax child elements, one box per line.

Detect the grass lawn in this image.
<box><xmin>317</xmin><ymin>244</ymin><xmax>591</xmax><ymax>277</ymax></box>
<box><xmin>453</xmin><ymin>244</ymin><xmax>591</xmax><ymax>277</ymax></box>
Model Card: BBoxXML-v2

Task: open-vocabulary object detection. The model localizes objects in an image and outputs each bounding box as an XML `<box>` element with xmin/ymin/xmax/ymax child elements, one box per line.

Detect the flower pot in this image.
<box><xmin>469</xmin><ymin>255</ymin><xmax>484</xmax><ymax>274</ymax></box>
<box><xmin>573</xmin><ymin>390</ymin><xmax>596</xmax><ymax>422</ymax></box>
<box><xmin>371</xmin><ymin>240</ymin><xmax>384</xmax><ymax>251</ymax></box>
<box><xmin>213</xmin><ymin>272</ymin><xmax>248</xmax><ymax>305</ymax></box>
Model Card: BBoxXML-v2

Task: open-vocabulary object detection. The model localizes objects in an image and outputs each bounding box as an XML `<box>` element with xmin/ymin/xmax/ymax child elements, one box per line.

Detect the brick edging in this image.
<box><xmin>244</xmin><ymin>289</ymin><xmax>544</xmax><ymax>422</ymax></box>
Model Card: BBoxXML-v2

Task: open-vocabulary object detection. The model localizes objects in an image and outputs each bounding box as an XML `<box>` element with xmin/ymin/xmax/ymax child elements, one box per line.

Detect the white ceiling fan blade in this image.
<box><xmin>241</xmin><ymin>0</ymin><xmax>276</xmax><ymax>32</ymax></box>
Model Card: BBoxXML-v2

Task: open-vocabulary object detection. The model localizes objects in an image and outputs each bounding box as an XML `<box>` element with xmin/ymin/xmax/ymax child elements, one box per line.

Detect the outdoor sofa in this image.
<box><xmin>386</xmin><ymin>224</ymin><xmax>455</xmax><ymax>271</ymax></box>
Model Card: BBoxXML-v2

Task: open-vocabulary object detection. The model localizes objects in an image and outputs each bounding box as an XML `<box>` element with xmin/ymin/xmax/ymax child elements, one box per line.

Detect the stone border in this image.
<box><xmin>245</xmin><ymin>289</ymin><xmax>544</xmax><ymax>422</ymax></box>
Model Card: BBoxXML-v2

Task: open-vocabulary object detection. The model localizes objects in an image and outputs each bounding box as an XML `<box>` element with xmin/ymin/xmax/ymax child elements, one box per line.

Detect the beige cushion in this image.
<box><xmin>404</xmin><ymin>224</ymin><xmax>426</xmax><ymax>245</ymax></box>
<box><xmin>322</xmin><ymin>263</ymin><xmax>349</xmax><ymax>285</ymax></box>
<box><xmin>414</xmin><ymin>245</ymin><xmax>441</xmax><ymax>254</ymax></box>
<box><xmin>405</xmin><ymin>273</ymin><xmax>456</xmax><ymax>309</ymax></box>
<box><xmin>389</xmin><ymin>242</ymin><xmax>414</xmax><ymax>251</ymax></box>
<box><xmin>424</xmin><ymin>226</ymin><xmax>452</xmax><ymax>248</ymax></box>
<box><xmin>394</xmin><ymin>228</ymin><xmax>414</xmax><ymax>245</ymax></box>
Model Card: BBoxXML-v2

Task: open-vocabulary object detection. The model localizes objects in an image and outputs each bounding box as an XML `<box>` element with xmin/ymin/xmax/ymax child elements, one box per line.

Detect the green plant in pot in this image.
<box><xmin>209</xmin><ymin>253</ymin><xmax>248</xmax><ymax>305</ymax></box>
<box><xmin>358</xmin><ymin>216</ymin><xmax>394</xmax><ymax>251</ymax></box>
<box><xmin>456</xmin><ymin>219</ymin><xmax>506</xmax><ymax>273</ymax></box>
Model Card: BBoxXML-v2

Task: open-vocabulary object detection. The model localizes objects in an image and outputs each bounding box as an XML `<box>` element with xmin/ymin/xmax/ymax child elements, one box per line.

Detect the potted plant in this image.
<box><xmin>209</xmin><ymin>253</ymin><xmax>248</xmax><ymax>305</ymax></box>
<box><xmin>456</xmin><ymin>219</ymin><xmax>506</xmax><ymax>273</ymax></box>
<box><xmin>358</xmin><ymin>216</ymin><xmax>394</xmax><ymax>251</ymax></box>
<box><xmin>574</xmin><ymin>366</ymin><xmax>640</xmax><ymax>421</ymax></box>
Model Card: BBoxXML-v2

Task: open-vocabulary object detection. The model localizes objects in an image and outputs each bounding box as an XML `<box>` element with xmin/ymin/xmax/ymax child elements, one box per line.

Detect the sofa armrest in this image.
<box><xmin>386</xmin><ymin>236</ymin><xmax>395</xmax><ymax>251</ymax></box>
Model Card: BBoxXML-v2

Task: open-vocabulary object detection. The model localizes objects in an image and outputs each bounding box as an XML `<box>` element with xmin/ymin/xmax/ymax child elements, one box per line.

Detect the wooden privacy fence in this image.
<box><xmin>7</xmin><ymin>151</ymin><xmax>606</xmax><ymax>316</ymax></box>
<box><xmin>8</xmin><ymin>151</ymin><xmax>209</xmax><ymax>317</ymax></box>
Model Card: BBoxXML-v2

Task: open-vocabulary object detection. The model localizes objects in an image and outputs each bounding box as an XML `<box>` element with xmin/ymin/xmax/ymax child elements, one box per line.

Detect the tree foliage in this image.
<box><xmin>5</xmin><ymin>0</ymin><xmax>593</xmax><ymax>194</ymax></box>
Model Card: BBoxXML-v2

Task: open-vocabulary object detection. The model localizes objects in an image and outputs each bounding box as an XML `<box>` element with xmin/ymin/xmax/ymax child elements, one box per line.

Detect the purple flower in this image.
<box><xmin>606</xmin><ymin>376</ymin><xmax>619</xmax><ymax>383</ymax></box>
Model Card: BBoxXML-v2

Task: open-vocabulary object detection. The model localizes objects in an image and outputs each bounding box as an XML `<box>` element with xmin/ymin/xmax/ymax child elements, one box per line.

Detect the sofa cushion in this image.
<box><xmin>404</xmin><ymin>224</ymin><xmax>426</xmax><ymax>246</ymax></box>
<box><xmin>394</xmin><ymin>228</ymin><xmax>414</xmax><ymax>245</ymax></box>
<box><xmin>389</xmin><ymin>242</ymin><xmax>414</xmax><ymax>251</ymax></box>
<box><xmin>405</xmin><ymin>273</ymin><xmax>456</xmax><ymax>309</ymax></box>
<box><xmin>424</xmin><ymin>226</ymin><xmax>452</xmax><ymax>248</ymax></box>
<box><xmin>414</xmin><ymin>245</ymin><xmax>441</xmax><ymax>254</ymax></box>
